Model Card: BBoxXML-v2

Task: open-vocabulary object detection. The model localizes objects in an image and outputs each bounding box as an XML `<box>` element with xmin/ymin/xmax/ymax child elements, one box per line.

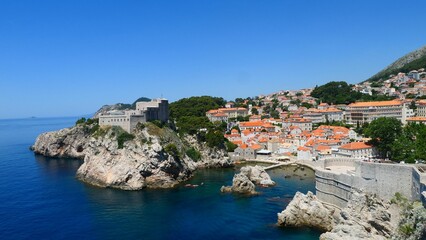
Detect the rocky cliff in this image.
<box><xmin>32</xmin><ymin>122</ymin><xmax>232</xmax><ymax>190</ymax></box>
<box><xmin>365</xmin><ymin>45</ymin><xmax>426</xmax><ymax>83</ymax></box>
<box><xmin>277</xmin><ymin>191</ymin><xmax>336</xmax><ymax>231</ymax></box>
<box><xmin>278</xmin><ymin>191</ymin><xmax>403</xmax><ymax>239</ymax></box>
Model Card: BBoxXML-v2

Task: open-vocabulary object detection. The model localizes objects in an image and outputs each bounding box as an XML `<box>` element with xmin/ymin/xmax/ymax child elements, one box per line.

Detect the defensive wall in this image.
<box><xmin>313</xmin><ymin>158</ymin><xmax>426</xmax><ymax>208</ymax></box>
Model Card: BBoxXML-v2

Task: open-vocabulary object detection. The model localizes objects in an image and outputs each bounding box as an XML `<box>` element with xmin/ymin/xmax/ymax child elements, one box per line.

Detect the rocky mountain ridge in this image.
<box><xmin>365</xmin><ymin>45</ymin><xmax>426</xmax><ymax>83</ymax></box>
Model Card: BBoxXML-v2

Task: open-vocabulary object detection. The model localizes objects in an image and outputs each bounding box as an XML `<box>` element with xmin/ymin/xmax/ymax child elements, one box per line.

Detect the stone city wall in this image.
<box><xmin>315</xmin><ymin>160</ymin><xmax>426</xmax><ymax>208</ymax></box>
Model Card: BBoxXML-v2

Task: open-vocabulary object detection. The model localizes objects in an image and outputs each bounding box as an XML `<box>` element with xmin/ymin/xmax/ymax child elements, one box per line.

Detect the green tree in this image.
<box><xmin>251</xmin><ymin>108</ymin><xmax>259</xmax><ymax>115</ymax></box>
<box><xmin>205</xmin><ymin>130</ymin><xmax>225</xmax><ymax>149</ymax></box>
<box><xmin>225</xmin><ymin>140</ymin><xmax>238</xmax><ymax>152</ymax></box>
<box><xmin>414</xmin><ymin>124</ymin><xmax>426</xmax><ymax>160</ymax></box>
<box><xmin>364</xmin><ymin>117</ymin><xmax>402</xmax><ymax>159</ymax></box>
<box><xmin>76</xmin><ymin>117</ymin><xmax>87</xmax><ymax>125</ymax></box>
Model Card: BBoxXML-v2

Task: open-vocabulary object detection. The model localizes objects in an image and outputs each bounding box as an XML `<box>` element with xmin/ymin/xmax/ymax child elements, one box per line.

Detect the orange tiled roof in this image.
<box><xmin>240</xmin><ymin>121</ymin><xmax>263</xmax><ymax>127</ymax></box>
<box><xmin>340</xmin><ymin>142</ymin><xmax>372</xmax><ymax>150</ymax></box>
<box><xmin>348</xmin><ymin>100</ymin><xmax>402</xmax><ymax>107</ymax></box>
<box><xmin>316</xmin><ymin>145</ymin><xmax>331</xmax><ymax>151</ymax></box>
<box><xmin>298</xmin><ymin>146</ymin><xmax>310</xmax><ymax>151</ymax></box>
<box><xmin>250</xmin><ymin>144</ymin><xmax>263</xmax><ymax>150</ymax></box>
<box><xmin>407</xmin><ymin>117</ymin><xmax>426</xmax><ymax>121</ymax></box>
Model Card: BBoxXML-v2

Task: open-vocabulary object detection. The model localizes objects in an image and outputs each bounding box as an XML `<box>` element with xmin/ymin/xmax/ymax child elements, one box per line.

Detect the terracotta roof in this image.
<box><xmin>340</xmin><ymin>142</ymin><xmax>372</xmax><ymax>150</ymax></box>
<box><xmin>316</xmin><ymin>145</ymin><xmax>331</xmax><ymax>151</ymax></box>
<box><xmin>250</xmin><ymin>144</ymin><xmax>263</xmax><ymax>150</ymax></box>
<box><xmin>407</xmin><ymin>117</ymin><xmax>426</xmax><ymax>121</ymax></box>
<box><xmin>348</xmin><ymin>100</ymin><xmax>402</xmax><ymax>107</ymax></box>
<box><xmin>240</xmin><ymin>121</ymin><xmax>263</xmax><ymax>127</ymax></box>
<box><xmin>297</xmin><ymin>146</ymin><xmax>310</xmax><ymax>151</ymax></box>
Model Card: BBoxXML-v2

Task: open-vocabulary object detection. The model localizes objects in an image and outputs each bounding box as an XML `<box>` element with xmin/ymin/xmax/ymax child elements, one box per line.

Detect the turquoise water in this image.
<box><xmin>0</xmin><ymin>117</ymin><xmax>321</xmax><ymax>239</ymax></box>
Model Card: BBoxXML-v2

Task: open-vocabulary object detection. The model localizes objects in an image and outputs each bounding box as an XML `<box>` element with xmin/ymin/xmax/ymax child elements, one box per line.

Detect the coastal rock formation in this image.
<box><xmin>278</xmin><ymin>191</ymin><xmax>404</xmax><ymax>239</ymax></box>
<box><xmin>320</xmin><ymin>192</ymin><xmax>399</xmax><ymax>240</ymax></box>
<box><xmin>240</xmin><ymin>165</ymin><xmax>275</xmax><ymax>186</ymax></box>
<box><xmin>32</xmin><ymin>122</ymin><xmax>222</xmax><ymax>190</ymax></box>
<box><xmin>277</xmin><ymin>191</ymin><xmax>335</xmax><ymax>231</ymax></box>
<box><xmin>220</xmin><ymin>172</ymin><xmax>257</xmax><ymax>195</ymax></box>
<box><xmin>184</xmin><ymin>135</ymin><xmax>233</xmax><ymax>168</ymax></box>
<box><xmin>221</xmin><ymin>165</ymin><xmax>275</xmax><ymax>195</ymax></box>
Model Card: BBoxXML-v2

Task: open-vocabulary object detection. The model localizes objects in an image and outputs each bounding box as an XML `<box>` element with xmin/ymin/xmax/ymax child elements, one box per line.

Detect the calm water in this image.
<box><xmin>0</xmin><ymin>117</ymin><xmax>321</xmax><ymax>239</ymax></box>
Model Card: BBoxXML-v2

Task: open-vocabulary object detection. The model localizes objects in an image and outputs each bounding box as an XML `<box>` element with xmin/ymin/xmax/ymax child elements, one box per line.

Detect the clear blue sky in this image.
<box><xmin>1</xmin><ymin>0</ymin><xmax>425</xmax><ymax>119</ymax></box>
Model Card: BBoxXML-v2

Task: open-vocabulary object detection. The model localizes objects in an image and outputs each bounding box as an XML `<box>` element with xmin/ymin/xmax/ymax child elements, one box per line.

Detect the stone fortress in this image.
<box><xmin>99</xmin><ymin>98</ymin><xmax>169</xmax><ymax>133</ymax></box>
<box><xmin>308</xmin><ymin>158</ymin><xmax>426</xmax><ymax>208</ymax></box>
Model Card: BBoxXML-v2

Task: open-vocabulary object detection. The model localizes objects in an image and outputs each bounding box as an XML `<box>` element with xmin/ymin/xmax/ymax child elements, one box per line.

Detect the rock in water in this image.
<box><xmin>277</xmin><ymin>191</ymin><xmax>335</xmax><ymax>232</ymax></box>
<box><xmin>221</xmin><ymin>165</ymin><xmax>275</xmax><ymax>195</ymax></box>
<box><xmin>240</xmin><ymin>165</ymin><xmax>275</xmax><ymax>186</ymax></box>
<box><xmin>222</xmin><ymin>172</ymin><xmax>257</xmax><ymax>195</ymax></box>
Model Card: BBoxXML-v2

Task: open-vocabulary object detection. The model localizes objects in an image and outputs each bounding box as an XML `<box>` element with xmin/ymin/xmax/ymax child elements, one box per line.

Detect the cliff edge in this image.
<box><xmin>32</xmin><ymin>121</ymin><xmax>232</xmax><ymax>190</ymax></box>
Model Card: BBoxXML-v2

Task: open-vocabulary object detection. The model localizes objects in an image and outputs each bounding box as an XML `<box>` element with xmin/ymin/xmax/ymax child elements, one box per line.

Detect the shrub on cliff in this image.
<box><xmin>116</xmin><ymin>131</ymin><xmax>135</xmax><ymax>149</ymax></box>
<box><xmin>391</xmin><ymin>193</ymin><xmax>426</xmax><ymax>240</ymax></box>
<box><xmin>186</xmin><ymin>147</ymin><xmax>201</xmax><ymax>161</ymax></box>
<box><xmin>165</xmin><ymin>143</ymin><xmax>180</xmax><ymax>159</ymax></box>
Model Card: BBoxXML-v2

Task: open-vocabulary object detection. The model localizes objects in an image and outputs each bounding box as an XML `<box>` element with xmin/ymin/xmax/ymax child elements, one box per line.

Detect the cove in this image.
<box><xmin>0</xmin><ymin>117</ymin><xmax>321</xmax><ymax>239</ymax></box>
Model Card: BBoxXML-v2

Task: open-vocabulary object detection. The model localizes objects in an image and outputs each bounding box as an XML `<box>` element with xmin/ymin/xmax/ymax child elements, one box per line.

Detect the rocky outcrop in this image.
<box><xmin>277</xmin><ymin>191</ymin><xmax>335</xmax><ymax>231</ymax></box>
<box><xmin>184</xmin><ymin>135</ymin><xmax>233</xmax><ymax>168</ymax></box>
<box><xmin>32</xmin><ymin>123</ymin><xmax>199</xmax><ymax>190</ymax></box>
<box><xmin>278</xmin><ymin>191</ymin><xmax>403</xmax><ymax>239</ymax></box>
<box><xmin>240</xmin><ymin>165</ymin><xmax>275</xmax><ymax>186</ymax></box>
<box><xmin>221</xmin><ymin>165</ymin><xmax>275</xmax><ymax>195</ymax></box>
<box><xmin>320</xmin><ymin>192</ymin><xmax>399</xmax><ymax>240</ymax></box>
<box><xmin>220</xmin><ymin>173</ymin><xmax>257</xmax><ymax>195</ymax></box>
<box><xmin>93</xmin><ymin>104</ymin><xmax>130</xmax><ymax>118</ymax></box>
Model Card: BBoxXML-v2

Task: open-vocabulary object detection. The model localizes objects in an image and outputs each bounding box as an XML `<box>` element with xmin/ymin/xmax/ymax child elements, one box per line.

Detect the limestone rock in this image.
<box><xmin>277</xmin><ymin>191</ymin><xmax>335</xmax><ymax>232</ymax></box>
<box><xmin>320</xmin><ymin>192</ymin><xmax>398</xmax><ymax>240</ymax></box>
<box><xmin>240</xmin><ymin>165</ymin><xmax>275</xmax><ymax>186</ymax></box>
<box><xmin>221</xmin><ymin>172</ymin><xmax>257</xmax><ymax>195</ymax></box>
<box><xmin>221</xmin><ymin>165</ymin><xmax>274</xmax><ymax>195</ymax></box>
<box><xmin>32</xmin><ymin>123</ymin><xmax>196</xmax><ymax>190</ymax></box>
<box><xmin>184</xmin><ymin>135</ymin><xmax>234</xmax><ymax>168</ymax></box>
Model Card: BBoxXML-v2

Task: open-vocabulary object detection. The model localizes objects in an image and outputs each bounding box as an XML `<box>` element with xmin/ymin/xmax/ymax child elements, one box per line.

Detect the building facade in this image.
<box><xmin>206</xmin><ymin>108</ymin><xmax>248</xmax><ymax>122</ymax></box>
<box><xmin>344</xmin><ymin>100</ymin><xmax>412</xmax><ymax>124</ymax></box>
<box><xmin>99</xmin><ymin>98</ymin><xmax>169</xmax><ymax>133</ymax></box>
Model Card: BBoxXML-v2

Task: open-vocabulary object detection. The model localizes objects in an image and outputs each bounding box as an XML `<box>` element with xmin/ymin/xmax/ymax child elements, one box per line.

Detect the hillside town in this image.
<box><xmin>206</xmin><ymin>68</ymin><xmax>426</xmax><ymax>161</ymax></box>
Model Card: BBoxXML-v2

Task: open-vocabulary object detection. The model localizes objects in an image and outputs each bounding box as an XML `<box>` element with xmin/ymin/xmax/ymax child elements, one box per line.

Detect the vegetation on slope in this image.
<box><xmin>366</xmin><ymin>45</ymin><xmax>426</xmax><ymax>83</ymax></box>
<box><xmin>391</xmin><ymin>193</ymin><xmax>426</xmax><ymax>240</ymax></box>
<box><xmin>169</xmin><ymin>96</ymin><xmax>226</xmax><ymax>134</ymax></box>
<box><xmin>169</xmin><ymin>96</ymin><xmax>233</xmax><ymax>150</ymax></box>
<box><xmin>311</xmin><ymin>81</ymin><xmax>395</xmax><ymax>105</ymax></box>
<box><xmin>364</xmin><ymin>117</ymin><xmax>426</xmax><ymax>162</ymax></box>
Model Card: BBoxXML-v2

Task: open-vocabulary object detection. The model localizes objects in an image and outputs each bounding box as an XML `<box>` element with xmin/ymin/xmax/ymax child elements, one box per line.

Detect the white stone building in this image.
<box><xmin>99</xmin><ymin>99</ymin><xmax>169</xmax><ymax>133</ymax></box>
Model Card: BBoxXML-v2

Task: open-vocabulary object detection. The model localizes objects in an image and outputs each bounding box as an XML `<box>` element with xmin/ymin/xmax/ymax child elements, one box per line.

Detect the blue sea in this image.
<box><xmin>0</xmin><ymin>117</ymin><xmax>321</xmax><ymax>240</ymax></box>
